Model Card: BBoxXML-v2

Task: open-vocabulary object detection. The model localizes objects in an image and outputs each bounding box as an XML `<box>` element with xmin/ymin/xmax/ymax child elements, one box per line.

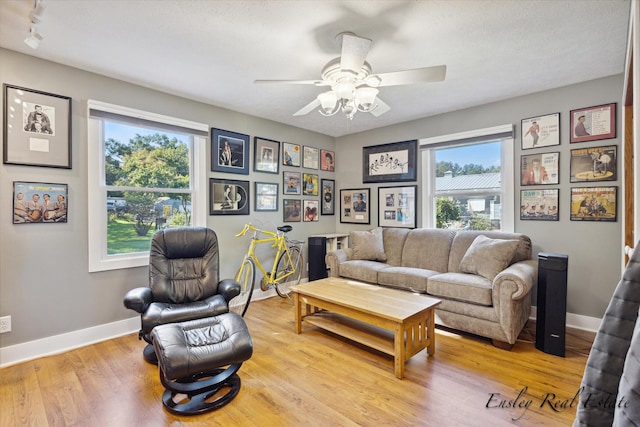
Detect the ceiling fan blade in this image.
<box><xmin>340</xmin><ymin>33</ymin><xmax>372</xmax><ymax>73</ymax></box>
<box><xmin>293</xmin><ymin>99</ymin><xmax>320</xmax><ymax>116</ymax></box>
<box><xmin>376</xmin><ymin>65</ymin><xmax>447</xmax><ymax>87</ymax></box>
<box><xmin>370</xmin><ymin>97</ymin><xmax>391</xmax><ymax>117</ymax></box>
<box><xmin>254</xmin><ymin>79</ymin><xmax>328</xmax><ymax>86</ymax></box>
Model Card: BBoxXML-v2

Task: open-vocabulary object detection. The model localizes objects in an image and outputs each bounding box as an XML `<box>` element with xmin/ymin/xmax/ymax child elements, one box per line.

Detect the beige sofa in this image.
<box><xmin>325</xmin><ymin>228</ymin><xmax>537</xmax><ymax>349</ymax></box>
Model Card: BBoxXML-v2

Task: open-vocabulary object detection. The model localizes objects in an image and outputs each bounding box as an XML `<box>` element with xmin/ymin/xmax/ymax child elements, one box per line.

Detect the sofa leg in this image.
<box><xmin>491</xmin><ymin>339</ymin><xmax>514</xmax><ymax>350</ymax></box>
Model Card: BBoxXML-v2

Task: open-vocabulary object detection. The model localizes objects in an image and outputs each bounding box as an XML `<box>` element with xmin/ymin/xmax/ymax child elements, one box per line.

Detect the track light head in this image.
<box><xmin>24</xmin><ymin>26</ymin><xmax>43</xmax><ymax>50</ymax></box>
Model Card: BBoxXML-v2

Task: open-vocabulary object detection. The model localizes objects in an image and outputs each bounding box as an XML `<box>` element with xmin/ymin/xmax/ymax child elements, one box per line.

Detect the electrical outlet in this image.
<box><xmin>0</xmin><ymin>316</ymin><xmax>11</xmax><ymax>333</ymax></box>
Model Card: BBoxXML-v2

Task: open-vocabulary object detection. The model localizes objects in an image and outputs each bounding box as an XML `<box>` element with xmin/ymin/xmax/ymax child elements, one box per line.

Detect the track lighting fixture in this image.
<box><xmin>24</xmin><ymin>0</ymin><xmax>45</xmax><ymax>50</ymax></box>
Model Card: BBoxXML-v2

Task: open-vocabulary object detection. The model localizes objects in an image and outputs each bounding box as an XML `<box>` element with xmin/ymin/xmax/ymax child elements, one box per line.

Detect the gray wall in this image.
<box><xmin>335</xmin><ymin>74</ymin><xmax>623</xmax><ymax>319</ymax></box>
<box><xmin>0</xmin><ymin>49</ymin><xmax>335</xmax><ymax>347</ymax></box>
<box><xmin>0</xmin><ymin>47</ymin><xmax>623</xmax><ymax>351</ymax></box>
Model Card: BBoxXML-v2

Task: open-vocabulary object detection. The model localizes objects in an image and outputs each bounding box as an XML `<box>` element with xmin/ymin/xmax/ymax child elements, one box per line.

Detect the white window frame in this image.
<box><xmin>87</xmin><ymin>100</ymin><xmax>207</xmax><ymax>272</ymax></box>
<box><xmin>420</xmin><ymin>124</ymin><xmax>515</xmax><ymax>232</ymax></box>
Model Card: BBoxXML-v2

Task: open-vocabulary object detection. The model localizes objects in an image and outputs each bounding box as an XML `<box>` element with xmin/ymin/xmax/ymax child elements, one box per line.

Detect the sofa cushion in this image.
<box><xmin>378</xmin><ymin>266</ymin><xmax>439</xmax><ymax>293</ymax></box>
<box><xmin>427</xmin><ymin>272</ymin><xmax>493</xmax><ymax>306</ymax></box>
<box><xmin>448</xmin><ymin>231</ymin><xmax>532</xmax><ymax>273</ymax></box>
<box><xmin>338</xmin><ymin>260</ymin><xmax>389</xmax><ymax>284</ymax></box>
<box><xmin>350</xmin><ymin>228</ymin><xmax>387</xmax><ymax>261</ymax></box>
<box><xmin>459</xmin><ymin>235</ymin><xmax>520</xmax><ymax>281</ymax></box>
<box><xmin>401</xmin><ymin>228</ymin><xmax>455</xmax><ymax>272</ymax></box>
<box><xmin>382</xmin><ymin>228</ymin><xmax>411</xmax><ymax>266</ymax></box>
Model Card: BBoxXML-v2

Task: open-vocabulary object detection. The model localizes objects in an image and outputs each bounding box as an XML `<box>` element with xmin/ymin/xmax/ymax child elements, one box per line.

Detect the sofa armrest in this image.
<box><xmin>325</xmin><ymin>249</ymin><xmax>349</xmax><ymax>277</ymax></box>
<box><xmin>492</xmin><ymin>259</ymin><xmax>538</xmax><ymax>300</ymax></box>
<box><xmin>123</xmin><ymin>287</ymin><xmax>153</xmax><ymax>314</ymax></box>
<box><xmin>218</xmin><ymin>278</ymin><xmax>241</xmax><ymax>302</ymax></box>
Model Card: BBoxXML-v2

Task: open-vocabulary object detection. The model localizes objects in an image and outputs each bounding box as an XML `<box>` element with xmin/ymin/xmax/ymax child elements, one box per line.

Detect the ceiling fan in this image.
<box><xmin>254</xmin><ymin>32</ymin><xmax>446</xmax><ymax>120</ymax></box>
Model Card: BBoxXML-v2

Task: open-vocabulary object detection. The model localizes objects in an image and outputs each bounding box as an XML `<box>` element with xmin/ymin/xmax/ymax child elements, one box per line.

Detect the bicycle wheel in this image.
<box><xmin>230</xmin><ymin>257</ymin><xmax>255</xmax><ymax>316</ymax></box>
<box><xmin>274</xmin><ymin>245</ymin><xmax>303</xmax><ymax>297</ymax></box>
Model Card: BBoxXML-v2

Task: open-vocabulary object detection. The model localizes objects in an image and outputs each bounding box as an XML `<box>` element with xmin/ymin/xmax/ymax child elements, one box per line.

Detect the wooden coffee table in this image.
<box><xmin>290</xmin><ymin>277</ymin><xmax>441</xmax><ymax>379</ymax></box>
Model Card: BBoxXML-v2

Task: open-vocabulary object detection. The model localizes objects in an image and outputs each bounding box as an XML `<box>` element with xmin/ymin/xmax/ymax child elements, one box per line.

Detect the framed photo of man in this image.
<box><xmin>520</xmin><ymin>152</ymin><xmax>559</xmax><ymax>186</ymax></box>
<box><xmin>340</xmin><ymin>188</ymin><xmax>370</xmax><ymax>224</ymax></box>
<box><xmin>253</xmin><ymin>137</ymin><xmax>280</xmax><ymax>174</ymax></box>
<box><xmin>570</xmin><ymin>145</ymin><xmax>617</xmax><ymax>183</ymax></box>
<box><xmin>211</xmin><ymin>128</ymin><xmax>249</xmax><ymax>175</ymax></box>
<box><xmin>570</xmin><ymin>103</ymin><xmax>616</xmax><ymax>143</ymax></box>
<box><xmin>520</xmin><ymin>113</ymin><xmax>560</xmax><ymax>150</ymax></box>
<box><xmin>3</xmin><ymin>84</ymin><xmax>72</xmax><ymax>169</ymax></box>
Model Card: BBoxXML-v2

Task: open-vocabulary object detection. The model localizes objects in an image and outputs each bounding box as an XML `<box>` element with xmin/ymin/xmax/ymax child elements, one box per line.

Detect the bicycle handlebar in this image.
<box><xmin>235</xmin><ymin>223</ymin><xmax>277</xmax><ymax>239</ymax></box>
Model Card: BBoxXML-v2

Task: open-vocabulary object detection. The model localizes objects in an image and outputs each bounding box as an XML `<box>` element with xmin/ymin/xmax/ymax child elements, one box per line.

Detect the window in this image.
<box><xmin>421</xmin><ymin>125</ymin><xmax>514</xmax><ymax>232</ymax></box>
<box><xmin>88</xmin><ymin>101</ymin><xmax>207</xmax><ymax>272</ymax></box>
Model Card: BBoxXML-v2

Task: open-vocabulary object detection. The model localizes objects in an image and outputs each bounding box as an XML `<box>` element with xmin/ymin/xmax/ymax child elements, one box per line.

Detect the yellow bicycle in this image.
<box><xmin>230</xmin><ymin>223</ymin><xmax>304</xmax><ymax>316</ymax></box>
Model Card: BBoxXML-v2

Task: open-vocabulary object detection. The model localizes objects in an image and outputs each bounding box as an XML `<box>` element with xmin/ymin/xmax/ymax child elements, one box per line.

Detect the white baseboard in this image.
<box><xmin>530</xmin><ymin>306</ymin><xmax>602</xmax><ymax>332</ymax></box>
<box><xmin>0</xmin><ymin>279</ymin><xmax>308</xmax><ymax>369</ymax></box>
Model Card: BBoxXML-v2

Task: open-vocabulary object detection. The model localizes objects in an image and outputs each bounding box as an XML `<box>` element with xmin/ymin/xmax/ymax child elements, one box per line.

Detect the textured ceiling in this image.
<box><xmin>0</xmin><ymin>0</ymin><xmax>632</xmax><ymax>137</ymax></box>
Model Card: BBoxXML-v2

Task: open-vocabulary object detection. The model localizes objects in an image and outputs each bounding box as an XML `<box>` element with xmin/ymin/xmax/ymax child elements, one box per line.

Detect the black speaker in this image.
<box><xmin>308</xmin><ymin>236</ymin><xmax>328</xmax><ymax>281</ymax></box>
<box><xmin>535</xmin><ymin>252</ymin><xmax>568</xmax><ymax>357</ymax></box>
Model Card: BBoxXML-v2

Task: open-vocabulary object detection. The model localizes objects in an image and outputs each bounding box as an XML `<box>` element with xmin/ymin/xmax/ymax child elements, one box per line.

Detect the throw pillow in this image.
<box><xmin>459</xmin><ymin>235</ymin><xmax>519</xmax><ymax>281</ymax></box>
<box><xmin>350</xmin><ymin>228</ymin><xmax>387</xmax><ymax>262</ymax></box>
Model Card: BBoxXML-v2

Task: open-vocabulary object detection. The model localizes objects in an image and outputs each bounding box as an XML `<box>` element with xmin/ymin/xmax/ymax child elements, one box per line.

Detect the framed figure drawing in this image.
<box><xmin>570</xmin><ymin>145</ymin><xmax>617</xmax><ymax>182</ymax></box>
<box><xmin>282</xmin><ymin>142</ymin><xmax>301</xmax><ymax>167</ymax></box>
<box><xmin>211</xmin><ymin>128</ymin><xmax>250</xmax><ymax>175</ymax></box>
<box><xmin>254</xmin><ymin>137</ymin><xmax>280</xmax><ymax>174</ymax></box>
<box><xmin>321</xmin><ymin>179</ymin><xmax>335</xmax><ymax>215</ymax></box>
<box><xmin>363</xmin><ymin>140</ymin><xmax>417</xmax><ymax>183</ymax></box>
<box><xmin>570</xmin><ymin>186</ymin><xmax>617</xmax><ymax>221</ymax></box>
<box><xmin>520</xmin><ymin>113</ymin><xmax>560</xmax><ymax>150</ymax></box>
<box><xmin>570</xmin><ymin>103</ymin><xmax>616</xmax><ymax>143</ymax></box>
<box><xmin>3</xmin><ymin>84</ymin><xmax>72</xmax><ymax>168</ymax></box>
<box><xmin>209</xmin><ymin>178</ymin><xmax>250</xmax><ymax>215</ymax></box>
<box><xmin>13</xmin><ymin>181</ymin><xmax>68</xmax><ymax>224</ymax></box>
<box><xmin>520</xmin><ymin>152</ymin><xmax>559</xmax><ymax>186</ymax></box>
<box><xmin>378</xmin><ymin>185</ymin><xmax>416</xmax><ymax>228</ymax></box>
<box><xmin>340</xmin><ymin>188</ymin><xmax>370</xmax><ymax>224</ymax></box>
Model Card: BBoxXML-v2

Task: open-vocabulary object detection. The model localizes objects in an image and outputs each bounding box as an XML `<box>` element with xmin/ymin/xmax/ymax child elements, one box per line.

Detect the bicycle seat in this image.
<box><xmin>277</xmin><ymin>225</ymin><xmax>293</xmax><ymax>233</ymax></box>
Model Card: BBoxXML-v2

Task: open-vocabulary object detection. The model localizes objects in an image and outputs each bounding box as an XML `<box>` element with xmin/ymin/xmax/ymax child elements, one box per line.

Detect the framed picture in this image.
<box><xmin>303</xmin><ymin>200</ymin><xmax>319</xmax><ymax>222</ymax></box>
<box><xmin>520</xmin><ymin>152</ymin><xmax>560</xmax><ymax>186</ymax></box>
<box><xmin>570</xmin><ymin>145</ymin><xmax>617</xmax><ymax>182</ymax></box>
<box><xmin>303</xmin><ymin>146</ymin><xmax>319</xmax><ymax>169</ymax></box>
<box><xmin>3</xmin><ymin>84</ymin><xmax>72</xmax><ymax>169</ymax></box>
<box><xmin>320</xmin><ymin>149</ymin><xmax>335</xmax><ymax>171</ymax></box>
<box><xmin>282</xmin><ymin>142</ymin><xmax>301</xmax><ymax>167</ymax></box>
<box><xmin>570</xmin><ymin>103</ymin><xmax>616</xmax><ymax>143</ymax></box>
<box><xmin>211</xmin><ymin>128</ymin><xmax>250</xmax><ymax>174</ymax></box>
<box><xmin>253</xmin><ymin>137</ymin><xmax>280</xmax><ymax>174</ymax></box>
<box><xmin>321</xmin><ymin>179</ymin><xmax>335</xmax><ymax>215</ymax></box>
<box><xmin>378</xmin><ymin>185</ymin><xmax>417</xmax><ymax>228</ymax></box>
<box><xmin>302</xmin><ymin>173</ymin><xmax>319</xmax><ymax>196</ymax></box>
<box><xmin>520</xmin><ymin>189</ymin><xmax>559</xmax><ymax>221</ymax></box>
<box><xmin>13</xmin><ymin>181</ymin><xmax>68</xmax><ymax>224</ymax></box>
<box><xmin>520</xmin><ymin>113</ymin><xmax>560</xmax><ymax>150</ymax></box>
<box><xmin>283</xmin><ymin>171</ymin><xmax>301</xmax><ymax>195</ymax></box>
<box><xmin>340</xmin><ymin>188</ymin><xmax>370</xmax><ymax>224</ymax></box>
<box><xmin>363</xmin><ymin>140</ymin><xmax>417</xmax><ymax>183</ymax></box>
<box><xmin>209</xmin><ymin>178</ymin><xmax>250</xmax><ymax>215</ymax></box>
<box><xmin>570</xmin><ymin>186</ymin><xmax>617</xmax><ymax>222</ymax></box>
<box><xmin>283</xmin><ymin>199</ymin><xmax>301</xmax><ymax>222</ymax></box>
<box><xmin>255</xmin><ymin>182</ymin><xmax>279</xmax><ymax>211</ymax></box>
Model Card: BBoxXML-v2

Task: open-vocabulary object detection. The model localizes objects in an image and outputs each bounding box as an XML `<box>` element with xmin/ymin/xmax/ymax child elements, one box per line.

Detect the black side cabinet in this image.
<box><xmin>535</xmin><ymin>252</ymin><xmax>569</xmax><ymax>357</ymax></box>
<box><xmin>307</xmin><ymin>234</ymin><xmax>349</xmax><ymax>282</ymax></box>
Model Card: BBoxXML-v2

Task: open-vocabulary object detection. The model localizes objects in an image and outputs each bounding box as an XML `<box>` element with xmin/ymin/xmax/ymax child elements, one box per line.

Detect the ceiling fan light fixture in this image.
<box><xmin>355</xmin><ymin>87</ymin><xmax>379</xmax><ymax>112</ymax></box>
<box><xmin>317</xmin><ymin>91</ymin><xmax>340</xmax><ymax>116</ymax></box>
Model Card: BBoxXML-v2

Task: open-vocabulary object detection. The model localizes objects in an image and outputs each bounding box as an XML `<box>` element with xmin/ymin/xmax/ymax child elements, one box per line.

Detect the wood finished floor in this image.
<box><xmin>0</xmin><ymin>296</ymin><xmax>594</xmax><ymax>426</ymax></box>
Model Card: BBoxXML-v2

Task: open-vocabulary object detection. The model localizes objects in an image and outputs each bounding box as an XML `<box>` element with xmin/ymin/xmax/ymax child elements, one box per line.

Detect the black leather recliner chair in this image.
<box><xmin>123</xmin><ymin>226</ymin><xmax>240</xmax><ymax>364</ymax></box>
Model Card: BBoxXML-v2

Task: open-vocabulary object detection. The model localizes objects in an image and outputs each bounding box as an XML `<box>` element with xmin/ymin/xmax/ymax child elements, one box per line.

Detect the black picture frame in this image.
<box><xmin>378</xmin><ymin>185</ymin><xmax>417</xmax><ymax>228</ymax></box>
<box><xmin>520</xmin><ymin>189</ymin><xmax>559</xmax><ymax>221</ymax></box>
<box><xmin>282</xmin><ymin>142</ymin><xmax>301</xmax><ymax>167</ymax></box>
<box><xmin>363</xmin><ymin>140</ymin><xmax>417</xmax><ymax>183</ymax></box>
<box><xmin>13</xmin><ymin>181</ymin><xmax>68</xmax><ymax>224</ymax></box>
<box><xmin>211</xmin><ymin>128</ymin><xmax>250</xmax><ymax>175</ymax></box>
<box><xmin>520</xmin><ymin>113</ymin><xmax>560</xmax><ymax>150</ymax></box>
<box><xmin>253</xmin><ymin>137</ymin><xmax>280</xmax><ymax>174</ymax></box>
<box><xmin>570</xmin><ymin>145</ymin><xmax>617</xmax><ymax>183</ymax></box>
<box><xmin>570</xmin><ymin>103</ymin><xmax>616</xmax><ymax>143</ymax></box>
<box><xmin>303</xmin><ymin>200</ymin><xmax>319</xmax><ymax>222</ymax></box>
<box><xmin>209</xmin><ymin>178</ymin><xmax>250</xmax><ymax>215</ymax></box>
<box><xmin>283</xmin><ymin>171</ymin><xmax>301</xmax><ymax>195</ymax></box>
<box><xmin>570</xmin><ymin>186</ymin><xmax>617</xmax><ymax>222</ymax></box>
<box><xmin>283</xmin><ymin>199</ymin><xmax>301</xmax><ymax>222</ymax></box>
<box><xmin>321</xmin><ymin>179</ymin><xmax>335</xmax><ymax>215</ymax></box>
<box><xmin>302</xmin><ymin>173</ymin><xmax>319</xmax><ymax>196</ymax></box>
<box><xmin>303</xmin><ymin>146</ymin><xmax>319</xmax><ymax>169</ymax></box>
<box><xmin>255</xmin><ymin>182</ymin><xmax>279</xmax><ymax>211</ymax></box>
<box><xmin>3</xmin><ymin>84</ymin><xmax>72</xmax><ymax>169</ymax></box>
<box><xmin>340</xmin><ymin>188</ymin><xmax>370</xmax><ymax>224</ymax></box>
<box><xmin>520</xmin><ymin>152</ymin><xmax>560</xmax><ymax>186</ymax></box>
<box><xmin>320</xmin><ymin>149</ymin><xmax>335</xmax><ymax>171</ymax></box>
